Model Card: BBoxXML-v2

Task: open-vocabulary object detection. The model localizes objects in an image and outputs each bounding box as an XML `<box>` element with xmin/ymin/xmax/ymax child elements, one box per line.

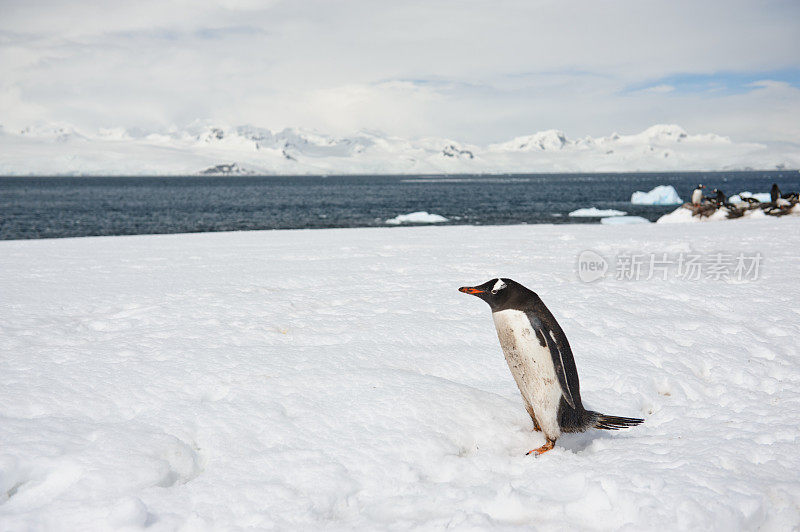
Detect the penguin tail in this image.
<box><xmin>593</xmin><ymin>413</ymin><xmax>644</xmax><ymax>430</ymax></box>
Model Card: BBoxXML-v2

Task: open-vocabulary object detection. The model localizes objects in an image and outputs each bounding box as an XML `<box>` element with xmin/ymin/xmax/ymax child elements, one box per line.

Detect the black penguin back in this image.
<box><xmin>558</xmin><ymin>398</ymin><xmax>595</xmax><ymax>432</ymax></box>
<box><xmin>771</xmin><ymin>183</ymin><xmax>781</xmax><ymax>203</ymax></box>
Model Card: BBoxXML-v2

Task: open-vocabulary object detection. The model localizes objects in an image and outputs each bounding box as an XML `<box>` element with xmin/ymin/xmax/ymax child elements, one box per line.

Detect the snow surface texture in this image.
<box><xmin>631</xmin><ymin>185</ymin><xmax>683</xmax><ymax>205</ymax></box>
<box><xmin>600</xmin><ymin>216</ymin><xmax>651</xmax><ymax>225</ymax></box>
<box><xmin>2</xmin><ymin>221</ymin><xmax>800</xmax><ymax>530</ymax></box>
<box><xmin>1</xmin><ymin>122</ymin><xmax>798</xmax><ymax>175</ymax></box>
<box><xmin>569</xmin><ymin>208</ymin><xmax>627</xmax><ymax>217</ymax></box>
<box><xmin>385</xmin><ymin>211</ymin><xmax>449</xmax><ymax>225</ymax></box>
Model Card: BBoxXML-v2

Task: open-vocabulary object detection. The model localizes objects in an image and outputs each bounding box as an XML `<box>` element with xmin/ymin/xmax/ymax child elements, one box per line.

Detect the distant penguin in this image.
<box><xmin>771</xmin><ymin>184</ymin><xmax>791</xmax><ymax>207</ymax></box>
<box><xmin>771</xmin><ymin>183</ymin><xmax>781</xmax><ymax>203</ymax></box>
<box><xmin>720</xmin><ymin>192</ymin><xmax>745</xmax><ymax>218</ymax></box>
<box><xmin>741</xmin><ymin>196</ymin><xmax>761</xmax><ymax>206</ymax></box>
<box><xmin>691</xmin><ymin>184</ymin><xmax>705</xmax><ymax>205</ymax></box>
<box><xmin>459</xmin><ymin>278</ymin><xmax>643</xmax><ymax>455</ymax></box>
<box><xmin>712</xmin><ymin>188</ymin><xmax>727</xmax><ymax>207</ymax></box>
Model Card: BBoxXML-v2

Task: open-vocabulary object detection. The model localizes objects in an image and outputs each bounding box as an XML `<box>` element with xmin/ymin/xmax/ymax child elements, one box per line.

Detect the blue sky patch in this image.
<box><xmin>626</xmin><ymin>69</ymin><xmax>800</xmax><ymax>96</ymax></box>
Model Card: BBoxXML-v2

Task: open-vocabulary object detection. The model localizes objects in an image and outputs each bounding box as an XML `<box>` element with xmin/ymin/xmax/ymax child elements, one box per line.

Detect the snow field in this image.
<box><xmin>599</xmin><ymin>216</ymin><xmax>651</xmax><ymax>225</ymax></box>
<box><xmin>1</xmin><ymin>220</ymin><xmax>800</xmax><ymax>530</ymax></box>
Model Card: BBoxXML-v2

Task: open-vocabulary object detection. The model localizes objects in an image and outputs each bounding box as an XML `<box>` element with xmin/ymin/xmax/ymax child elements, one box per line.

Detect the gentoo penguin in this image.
<box><xmin>711</xmin><ymin>189</ymin><xmax>743</xmax><ymax>218</ymax></box>
<box><xmin>770</xmin><ymin>183</ymin><xmax>781</xmax><ymax>203</ymax></box>
<box><xmin>740</xmin><ymin>196</ymin><xmax>761</xmax><ymax>206</ymax></box>
<box><xmin>771</xmin><ymin>183</ymin><xmax>791</xmax><ymax>208</ymax></box>
<box><xmin>459</xmin><ymin>278</ymin><xmax>643</xmax><ymax>455</ymax></box>
<box><xmin>691</xmin><ymin>184</ymin><xmax>705</xmax><ymax>205</ymax></box>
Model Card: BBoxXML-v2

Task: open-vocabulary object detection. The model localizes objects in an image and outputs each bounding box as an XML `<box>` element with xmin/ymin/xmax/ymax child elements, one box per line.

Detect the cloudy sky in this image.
<box><xmin>2</xmin><ymin>0</ymin><xmax>799</xmax><ymax>144</ymax></box>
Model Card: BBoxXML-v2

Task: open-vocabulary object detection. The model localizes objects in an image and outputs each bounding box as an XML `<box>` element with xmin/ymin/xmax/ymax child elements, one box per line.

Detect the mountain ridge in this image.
<box><xmin>1</xmin><ymin>121</ymin><xmax>797</xmax><ymax>176</ymax></box>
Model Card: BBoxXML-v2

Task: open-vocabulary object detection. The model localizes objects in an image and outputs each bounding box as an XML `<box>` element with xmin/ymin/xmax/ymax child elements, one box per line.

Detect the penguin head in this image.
<box><xmin>459</xmin><ymin>278</ymin><xmax>517</xmax><ymax>310</ymax></box>
<box><xmin>696</xmin><ymin>184</ymin><xmax>705</xmax><ymax>190</ymax></box>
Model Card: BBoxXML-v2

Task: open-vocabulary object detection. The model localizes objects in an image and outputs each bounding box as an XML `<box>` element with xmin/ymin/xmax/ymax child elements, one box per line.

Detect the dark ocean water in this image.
<box><xmin>1</xmin><ymin>171</ymin><xmax>798</xmax><ymax>240</ymax></box>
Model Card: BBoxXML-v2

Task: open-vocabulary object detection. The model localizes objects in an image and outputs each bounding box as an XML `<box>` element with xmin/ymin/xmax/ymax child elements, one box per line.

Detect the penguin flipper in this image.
<box><xmin>535</xmin><ymin>323</ymin><xmax>577</xmax><ymax>410</ymax></box>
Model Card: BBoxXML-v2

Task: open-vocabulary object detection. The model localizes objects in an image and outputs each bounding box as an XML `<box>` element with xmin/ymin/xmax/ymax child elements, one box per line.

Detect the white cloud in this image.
<box><xmin>1</xmin><ymin>0</ymin><xmax>799</xmax><ymax>144</ymax></box>
<box><xmin>0</xmin><ymin>86</ymin><xmax>47</xmax><ymax>128</ymax></box>
<box><xmin>747</xmin><ymin>80</ymin><xmax>793</xmax><ymax>90</ymax></box>
<box><xmin>638</xmin><ymin>85</ymin><xmax>676</xmax><ymax>94</ymax></box>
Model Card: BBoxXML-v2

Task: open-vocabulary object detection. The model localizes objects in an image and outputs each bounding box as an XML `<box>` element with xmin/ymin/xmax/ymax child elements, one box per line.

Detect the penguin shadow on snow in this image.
<box><xmin>509</xmin><ymin>420</ymin><xmax>611</xmax><ymax>456</ymax></box>
<box><xmin>555</xmin><ymin>430</ymin><xmax>608</xmax><ymax>454</ymax></box>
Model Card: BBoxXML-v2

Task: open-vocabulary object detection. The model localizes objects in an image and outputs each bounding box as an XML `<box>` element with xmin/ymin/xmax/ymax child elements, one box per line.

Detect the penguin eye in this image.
<box><xmin>491</xmin><ymin>289</ymin><xmax>498</xmax><ymax>294</ymax></box>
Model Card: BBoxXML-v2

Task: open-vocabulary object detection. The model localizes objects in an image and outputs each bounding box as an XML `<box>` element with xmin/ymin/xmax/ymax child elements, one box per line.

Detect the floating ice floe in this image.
<box><xmin>600</xmin><ymin>215</ymin><xmax>651</xmax><ymax>225</ymax></box>
<box><xmin>630</xmin><ymin>185</ymin><xmax>682</xmax><ymax>205</ymax></box>
<box><xmin>385</xmin><ymin>211</ymin><xmax>449</xmax><ymax>225</ymax></box>
<box><xmin>568</xmin><ymin>208</ymin><xmax>627</xmax><ymax>217</ymax></box>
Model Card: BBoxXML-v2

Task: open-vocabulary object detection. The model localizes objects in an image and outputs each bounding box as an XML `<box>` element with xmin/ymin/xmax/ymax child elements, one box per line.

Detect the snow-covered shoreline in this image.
<box><xmin>657</xmin><ymin>202</ymin><xmax>799</xmax><ymax>223</ymax></box>
<box><xmin>2</xmin><ymin>221</ymin><xmax>799</xmax><ymax>530</ymax></box>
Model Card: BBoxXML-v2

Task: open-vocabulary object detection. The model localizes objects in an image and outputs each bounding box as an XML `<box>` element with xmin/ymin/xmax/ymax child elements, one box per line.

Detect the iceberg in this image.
<box><xmin>730</xmin><ymin>191</ymin><xmax>771</xmax><ymax>203</ymax></box>
<box><xmin>385</xmin><ymin>211</ymin><xmax>449</xmax><ymax>225</ymax></box>
<box><xmin>568</xmin><ymin>208</ymin><xmax>627</xmax><ymax>217</ymax></box>
<box><xmin>630</xmin><ymin>185</ymin><xmax>683</xmax><ymax>205</ymax></box>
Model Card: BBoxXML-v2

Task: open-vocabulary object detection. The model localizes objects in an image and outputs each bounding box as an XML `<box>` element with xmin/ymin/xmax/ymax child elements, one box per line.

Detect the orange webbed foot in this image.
<box><xmin>526</xmin><ymin>439</ymin><xmax>555</xmax><ymax>456</ymax></box>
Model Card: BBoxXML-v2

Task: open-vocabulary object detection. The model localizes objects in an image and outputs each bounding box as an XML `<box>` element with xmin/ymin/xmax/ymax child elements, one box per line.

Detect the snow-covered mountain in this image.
<box><xmin>0</xmin><ymin>121</ymin><xmax>797</xmax><ymax>175</ymax></box>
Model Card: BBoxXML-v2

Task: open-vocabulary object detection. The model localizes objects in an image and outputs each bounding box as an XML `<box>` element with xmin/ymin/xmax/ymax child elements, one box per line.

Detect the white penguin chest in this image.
<box><xmin>492</xmin><ymin>309</ymin><xmax>563</xmax><ymax>437</ymax></box>
<box><xmin>691</xmin><ymin>189</ymin><xmax>703</xmax><ymax>204</ymax></box>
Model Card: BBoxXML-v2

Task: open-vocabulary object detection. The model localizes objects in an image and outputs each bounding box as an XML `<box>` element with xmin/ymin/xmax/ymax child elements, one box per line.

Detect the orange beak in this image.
<box><xmin>459</xmin><ymin>287</ymin><xmax>484</xmax><ymax>294</ymax></box>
